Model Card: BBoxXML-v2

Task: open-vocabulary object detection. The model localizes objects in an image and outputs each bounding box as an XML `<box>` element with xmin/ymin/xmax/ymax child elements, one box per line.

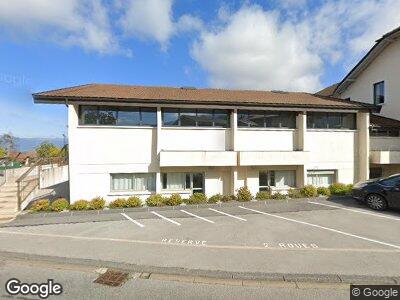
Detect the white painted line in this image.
<box><xmin>151</xmin><ymin>211</ymin><xmax>181</xmax><ymax>226</ymax></box>
<box><xmin>180</xmin><ymin>210</ymin><xmax>215</xmax><ymax>224</ymax></box>
<box><xmin>120</xmin><ymin>213</ymin><xmax>145</xmax><ymax>228</ymax></box>
<box><xmin>208</xmin><ymin>208</ymin><xmax>247</xmax><ymax>221</ymax></box>
<box><xmin>238</xmin><ymin>206</ymin><xmax>400</xmax><ymax>250</ymax></box>
<box><xmin>308</xmin><ymin>201</ymin><xmax>400</xmax><ymax>221</ymax></box>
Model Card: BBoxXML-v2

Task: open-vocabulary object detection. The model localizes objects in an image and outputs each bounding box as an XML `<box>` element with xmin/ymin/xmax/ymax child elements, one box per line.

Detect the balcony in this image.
<box><xmin>370</xmin><ymin>137</ymin><xmax>400</xmax><ymax>164</ymax></box>
<box><xmin>239</xmin><ymin>151</ymin><xmax>310</xmax><ymax>166</ymax></box>
<box><xmin>159</xmin><ymin>151</ymin><xmax>237</xmax><ymax>167</ymax></box>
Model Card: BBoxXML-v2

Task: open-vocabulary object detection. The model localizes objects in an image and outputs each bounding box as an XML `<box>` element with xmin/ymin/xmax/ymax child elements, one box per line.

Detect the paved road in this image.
<box><xmin>0</xmin><ymin>258</ymin><xmax>349</xmax><ymax>300</ymax></box>
<box><xmin>0</xmin><ymin>197</ymin><xmax>399</xmax><ymax>280</ymax></box>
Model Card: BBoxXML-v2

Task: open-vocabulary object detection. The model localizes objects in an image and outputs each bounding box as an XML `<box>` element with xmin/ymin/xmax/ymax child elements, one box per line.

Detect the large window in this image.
<box><xmin>259</xmin><ymin>170</ymin><xmax>296</xmax><ymax>191</ymax></box>
<box><xmin>80</xmin><ymin>106</ymin><xmax>157</xmax><ymax>126</ymax></box>
<box><xmin>307</xmin><ymin>170</ymin><xmax>335</xmax><ymax>187</ymax></box>
<box><xmin>238</xmin><ymin>110</ymin><xmax>296</xmax><ymax>128</ymax></box>
<box><xmin>111</xmin><ymin>173</ymin><xmax>156</xmax><ymax>192</ymax></box>
<box><xmin>373</xmin><ymin>81</ymin><xmax>385</xmax><ymax>105</ymax></box>
<box><xmin>307</xmin><ymin>112</ymin><xmax>356</xmax><ymax>129</ymax></box>
<box><xmin>162</xmin><ymin>172</ymin><xmax>204</xmax><ymax>194</ymax></box>
<box><xmin>370</xmin><ymin>127</ymin><xmax>400</xmax><ymax>137</ymax></box>
<box><xmin>162</xmin><ymin>108</ymin><xmax>230</xmax><ymax>128</ymax></box>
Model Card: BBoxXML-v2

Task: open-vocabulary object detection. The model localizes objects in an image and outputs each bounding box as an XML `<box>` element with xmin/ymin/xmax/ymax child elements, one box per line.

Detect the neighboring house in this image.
<box><xmin>8</xmin><ymin>151</ymin><xmax>37</xmax><ymax>166</ymax></box>
<box><xmin>318</xmin><ymin>26</ymin><xmax>400</xmax><ymax>177</ymax></box>
<box><xmin>33</xmin><ymin>84</ymin><xmax>372</xmax><ymax>202</ymax></box>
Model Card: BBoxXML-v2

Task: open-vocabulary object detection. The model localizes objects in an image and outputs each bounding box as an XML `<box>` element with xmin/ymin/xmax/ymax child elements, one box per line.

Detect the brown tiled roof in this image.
<box><xmin>370</xmin><ymin>114</ymin><xmax>400</xmax><ymax>128</ymax></box>
<box><xmin>33</xmin><ymin>83</ymin><xmax>374</xmax><ymax>110</ymax></box>
<box><xmin>315</xmin><ymin>83</ymin><xmax>339</xmax><ymax>97</ymax></box>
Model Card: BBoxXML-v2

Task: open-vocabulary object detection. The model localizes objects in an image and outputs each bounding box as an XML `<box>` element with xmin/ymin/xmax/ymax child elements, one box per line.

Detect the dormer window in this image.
<box><xmin>373</xmin><ymin>81</ymin><xmax>385</xmax><ymax>105</ymax></box>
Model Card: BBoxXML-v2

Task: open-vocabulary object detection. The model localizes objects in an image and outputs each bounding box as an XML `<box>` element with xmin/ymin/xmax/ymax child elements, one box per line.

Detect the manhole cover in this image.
<box><xmin>94</xmin><ymin>269</ymin><xmax>129</xmax><ymax>287</ymax></box>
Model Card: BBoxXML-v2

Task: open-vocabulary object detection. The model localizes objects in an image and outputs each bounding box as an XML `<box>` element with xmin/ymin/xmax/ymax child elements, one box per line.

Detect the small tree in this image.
<box><xmin>0</xmin><ymin>147</ymin><xmax>6</xmax><ymax>158</ymax></box>
<box><xmin>36</xmin><ymin>142</ymin><xmax>60</xmax><ymax>158</ymax></box>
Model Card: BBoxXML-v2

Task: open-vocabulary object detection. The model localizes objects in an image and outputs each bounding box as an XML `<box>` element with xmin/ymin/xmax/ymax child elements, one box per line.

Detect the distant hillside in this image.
<box><xmin>15</xmin><ymin>137</ymin><xmax>66</xmax><ymax>152</ymax></box>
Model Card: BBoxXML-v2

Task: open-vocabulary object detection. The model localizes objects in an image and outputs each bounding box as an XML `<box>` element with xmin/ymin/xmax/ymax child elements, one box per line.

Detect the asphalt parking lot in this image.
<box><xmin>0</xmin><ymin>197</ymin><xmax>399</xmax><ymax>281</ymax></box>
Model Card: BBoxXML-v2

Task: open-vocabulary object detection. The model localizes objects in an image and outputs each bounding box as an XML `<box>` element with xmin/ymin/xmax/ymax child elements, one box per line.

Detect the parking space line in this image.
<box><xmin>151</xmin><ymin>211</ymin><xmax>181</xmax><ymax>226</ymax></box>
<box><xmin>180</xmin><ymin>210</ymin><xmax>215</xmax><ymax>224</ymax></box>
<box><xmin>238</xmin><ymin>206</ymin><xmax>400</xmax><ymax>250</ymax></box>
<box><xmin>120</xmin><ymin>213</ymin><xmax>145</xmax><ymax>228</ymax></box>
<box><xmin>308</xmin><ymin>201</ymin><xmax>400</xmax><ymax>221</ymax></box>
<box><xmin>208</xmin><ymin>208</ymin><xmax>247</xmax><ymax>221</ymax></box>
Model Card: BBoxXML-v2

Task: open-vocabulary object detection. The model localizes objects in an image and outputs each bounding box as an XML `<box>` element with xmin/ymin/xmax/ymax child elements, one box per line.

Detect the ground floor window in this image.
<box><xmin>162</xmin><ymin>172</ymin><xmax>204</xmax><ymax>194</ymax></box>
<box><xmin>307</xmin><ymin>170</ymin><xmax>335</xmax><ymax>187</ymax></box>
<box><xmin>259</xmin><ymin>170</ymin><xmax>296</xmax><ymax>191</ymax></box>
<box><xmin>370</xmin><ymin>167</ymin><xmax>382</xmax><ymax>179</ymax></box>
<box><xmin>111</xmin><ymin>173</ymin><xmax>156</xmax><ymax>192</ymax></box>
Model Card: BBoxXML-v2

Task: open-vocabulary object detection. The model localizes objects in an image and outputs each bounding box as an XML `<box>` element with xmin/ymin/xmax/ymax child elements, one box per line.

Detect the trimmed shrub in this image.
<box><xmin>271</xmin><ymin>192</ymin><xmax>287</xmax><ymax>200</ymax></box>
<box><xmin>50</xmin><ymin>198</ymin><xmax>69</xmax><ymax>212</ymax></box>
<box><xmin>256</xmin><ymin>191</ymin><xmax>272</xmax><ymax>200</ymax></box>
<box><xmin>109</xmin><ymin>198</ymin><xmax>127</xmax><ymax>208</ymax></box>
<box><xmin>288</xmin><ymin>189</ymin><xmax>303</xmax><ymax>199</ymax></box>
<box><xmin>146</xmin><ymin>194</ymin><xmax>166</xmax><ymax>207</ymax></box>
<box><xmin>329</xmin><ymin>183</ymin><xmax>352</xmax><ymax>195</ymax></box>
<box><xmin>221</xmin><ymin>195</ymin><xmax>236</xmax><ymax>202</ymax></box>
<box><xmin>300</xmin><ymin>185</ymin><xmax>318</xmax><ymax>198</ymax></box>
<box><xmin>30</xmin><ymin>199</ymin><xmax>51</xmax><ymax>212</ymax></box>
<box><xmin>317</xmin><ymin>187</ymin><xmax>331</xmax><ymax>196</ymax></box>
<box><xmin>208</xmin><ymin>194</ymin><xmax>222</xmax><ymax>203</ymax></box>
<box><xmin>236</xmin><ymin>186</ymin><xmax>253</xmax><ymax>202</ymax></box>
<box><xmin>184</xmin><ymin>193</ymin><xmax>208</xmax><ymax>205</ymax></box>
<box><xmin>126</xmin><ymin>196</ymin><xmax>142</xmax><ymax>208</ymax></box>
<box><xmin>70</xmin><ymin>200</ymin><xmax>89</xmax><ymax>211</ymax></box>
<box><xmin>89</xmin><ymin>197</ymin><xmax>105</xmax><ymax>210</ymax></box>
<box><xmin>164</xmin><ymin>193</ymin><xmax>183</xmax><ymax>206</ymax></box>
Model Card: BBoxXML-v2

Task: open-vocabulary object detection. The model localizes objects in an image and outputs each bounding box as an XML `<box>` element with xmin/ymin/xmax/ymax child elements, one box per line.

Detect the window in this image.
<box><xmin>380</xmin><ymin>175</ymin><xmax>400</xmax><ymax>187</ymax></box>
<box><xmin>111</xmin><ymin>173</ymin><xmax>155</xmax><ymax>192</ymax></box>
<box><xmin>238</xmin><ymin>110</ymin><xmax>296</xmax><ymax>128</ymax></box>
<box><xmin>370</xmin><ymin>127</ymin><xmax>400</xmax><ymax>137</ymax></box>
<box><xmin>79</xmin><ymin>106</ymin><xmax>157</xmax><ymax>126</ymax></box>
<box><xmin>307</xmin><ymin>112</ymin><xmax>356</xmax><ymax>129</ymax></box>
<box><xmin>162</xmin><ymin>172</ymin><xmax>204</xmax><ymax>193</ymax></box>
<box><xmin>307</xmin><ymin>170</ymin><xmax>335</xmax><ymax>187</ymax></box>
<box><xmin>162</xmin><ymin>109</ymin><xmax>230</xmax><ymax>128</ymax></box>
<box><xmin>259</xmin><ymin>170</ymin><xmax>295</xmax><ymax>191</ymax></box>
<box><xmin>374</xmin><ymin>81</ymin><xmax>385</xmax><ymax>105</ymax></box>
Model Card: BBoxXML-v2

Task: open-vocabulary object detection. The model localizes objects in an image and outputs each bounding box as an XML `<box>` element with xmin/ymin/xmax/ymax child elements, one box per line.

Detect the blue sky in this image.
<box><xmin>0</xmin><ymin>0</ymin><xmax>399</xmax><ymax>138</ymax></box>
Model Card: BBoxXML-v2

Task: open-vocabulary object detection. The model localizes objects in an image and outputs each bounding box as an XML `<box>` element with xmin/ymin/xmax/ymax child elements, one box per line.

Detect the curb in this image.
<box><xmin>0</xmin><ymin>250</ymin><xmax>398</xmax><ymax>285</ymax></box>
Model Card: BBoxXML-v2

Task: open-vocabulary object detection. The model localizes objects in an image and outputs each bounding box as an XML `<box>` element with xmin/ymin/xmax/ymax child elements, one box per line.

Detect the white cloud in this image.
<box><xmin>191</xmin><ymin>1</ymin><xmax>400</xmax><ymax>92</ymax></box>
<box><xmin>0</xmin><ymin>0</ymin><xmax>124</xmax><ymax>55</ymax></box>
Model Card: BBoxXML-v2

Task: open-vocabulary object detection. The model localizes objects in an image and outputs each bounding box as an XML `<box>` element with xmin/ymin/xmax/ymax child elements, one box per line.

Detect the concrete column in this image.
<box><xmin>357</xmin><ymin>112</ymin><xmax>370</xmax><ymax>182</ymax></box>
<box><xmin>156</xmin><ymin>172</ymin><xmax>161</xmax><ymax>193</ymax></box>
<box><xmin>230</xmin><ymin>109</ymin><xmax>238</xmax><ymax>151</ymax></box>
<box><xmin>296</xmin><ymin>165</ymin><xmax>307</xmax><ymax>188</ymax></box>
<box><xmin>230</xmin><ymin>167</ymin><xmax>238</xmax><ymax>195</ymax></box>
<box><xmin>156</xmin><ymin>107</ymin><xmax>162</xmax><ymax>193</ymax></box>
<box><xmin>296</xmin><ymin>112</ymin><xmax>307</xmax><ymax>151</ymax></box>
<box><xmin>68</xmin><ymin>104</ymin><xmax>79</xmax><ymax>201</ymax></box>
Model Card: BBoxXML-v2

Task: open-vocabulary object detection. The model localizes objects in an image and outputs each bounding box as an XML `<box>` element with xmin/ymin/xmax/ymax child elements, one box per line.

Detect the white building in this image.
<box><xmin>319</xmin><ymin>26</ymin><xmax>400</xmax><ymax>178</ymax></box>
<box><xmin>33</xmin><ymin>84</ymin><xmax>372</xmax><ymax>202</ymax></box>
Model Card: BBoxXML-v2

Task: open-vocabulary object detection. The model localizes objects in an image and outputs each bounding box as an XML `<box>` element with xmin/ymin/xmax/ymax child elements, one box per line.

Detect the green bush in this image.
<box><xmin>126</xmin><ymin>196</ymin><xmax>142</xmax><ymax>208</ymax></box>
<box><xmin>288</xmin><ymin>189</ymin><xmax>303</xmax><ymax>199</ymax></box>
<box><xmin>70</xmin><ymin>200</ymin><xmax>89</xmax><ymax>211</ymax></box>
<box><xmin>30</xmin><ymin>199</ymin><xmax>51</xmax><ymax>212</ymax></box>
<box><xmin>50</xmin><ymin>198</ymin><xmax>69</xmax><ymax>212</ymax></box>
<box><xmin>317</xmin><ymin>187</ymin><xmax>331</xmax><ymax>196</ymax></box>
<box><xmin>109</xmin><ymin>198</ymin><xmax>127</xmax><ymax>208</ymax></box>
<box><xmin>221</xmin><ymin>195</ymin><xmax>236</xmax><ymax>202</ymax></box>
<box><xmin>89</xmin><ymin>197</ymin><xmax>106</xmax><ymax>210</ymax></box>
<box><xmin>208</xmin><ymin>194</ymin><xmax>222</xmax><ymax>203</ymax></box>
<box><xmin>184</xmin><ymin>193</ymin><xmax>208</xmax><ymax>205</ymax></box>
<box><xmin>255</xmin><ymin>191</ymin><xmax>272</xmax><ymax>200</ymax></box>
<box><xmin>236</xmin><ymin>186</ymin><xmax>253</xmax><ymax>202</ymax></box>
<box><xmin>164</xmin><ymin>193</ymin><xmax>183</xmax><ymax>206</ymax></box>
<box><xmin>271</xmin><ymin>192</ymin><xmax>287</xmax><ymax>200</ymax></box>
<box><xmin>300</xmin><ymin>185</ymin><xmax>318</xmax><ymax>198</ymax></box>
<box><xmin>329</xmin><ymin>183</ymin><xmax>352</xmax><ymax>195</ymax></box>
<box><xmin>146</xmin><ymin>194</ymin><xmax>166</xmax><ymax>207</ymax></box>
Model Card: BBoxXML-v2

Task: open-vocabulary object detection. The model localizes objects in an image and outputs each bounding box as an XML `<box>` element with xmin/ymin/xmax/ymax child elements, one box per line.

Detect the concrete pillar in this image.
<box><xmin>68</xmin><ymin>104</ymin><xmax>79</xmax><ymax>201</ymax></box>
<box><xmin>296</xmin><ymin>165</ymin><xmax>307</xmax><ymax>188</ymax></box>
<box><xmin>155</xmin><ymin>107</ymin><xmax>162</xmax><ymax>193</ymax></box>
<box><xmin>230</xmin><ymin>109</ymin><xmax>238</xmax><ymax>151</ymax></box>
<box><xmin>296</xmin><ymin>112</ymin><xmax>307</xmax><ymax>151</ymax></box>
<box><xmin>230</xmin><ymin>167</ymin><xmax>238</xmax><ymax>195</ymax></box>
<box><xmin>357</xmin><ymin>112</ymin><xmax>370</xmax><ymax>182</ymax></box>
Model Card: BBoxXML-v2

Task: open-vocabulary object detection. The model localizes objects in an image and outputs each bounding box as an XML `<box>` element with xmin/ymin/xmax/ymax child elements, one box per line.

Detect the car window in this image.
<box><xmin>380</xmin><ymin>176</ymin><xmax>400</xmax><ymax>187</ymax></box>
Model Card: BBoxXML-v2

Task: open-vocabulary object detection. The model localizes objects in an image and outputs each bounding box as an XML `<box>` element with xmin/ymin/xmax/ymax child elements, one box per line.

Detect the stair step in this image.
<box><xmin>0</xmin><ymin>191</ymin><xmax>17</xmax><ymax>197</ymax></box>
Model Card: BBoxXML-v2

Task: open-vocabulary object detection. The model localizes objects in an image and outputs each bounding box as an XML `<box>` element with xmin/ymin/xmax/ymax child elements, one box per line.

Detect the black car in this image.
<box><xmin>352</xmin><ymin>174</ymin><xmax>400</xmax><ymax>210</ymax></box>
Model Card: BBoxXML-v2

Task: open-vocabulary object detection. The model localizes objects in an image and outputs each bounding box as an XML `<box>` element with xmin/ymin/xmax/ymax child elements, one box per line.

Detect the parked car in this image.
<box><xmin>352</xmin><ymin>174</ymin><xmax>400</xmax><ymax>210</ymax></box>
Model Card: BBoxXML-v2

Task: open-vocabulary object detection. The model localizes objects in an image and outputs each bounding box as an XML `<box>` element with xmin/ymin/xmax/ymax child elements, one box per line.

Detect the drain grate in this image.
<box><xmin>94</xmin><ymin>269</ymin><xmax>129</xmax><ymax>287</ymax></box>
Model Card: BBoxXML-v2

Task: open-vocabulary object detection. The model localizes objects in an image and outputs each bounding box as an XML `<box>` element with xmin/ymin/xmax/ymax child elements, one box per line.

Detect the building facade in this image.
<box><xmin>320</xmin><ymin>26</ymin><xmax>400</xmax><ymax>178</ymax></box>
<box><xmin>34</xmin><ymin>84</ymin><xmax>372</xmax><ymax>202</ymax></box>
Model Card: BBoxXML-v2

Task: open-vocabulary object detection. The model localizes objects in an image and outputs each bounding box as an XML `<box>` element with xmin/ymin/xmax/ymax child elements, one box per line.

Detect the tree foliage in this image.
<box><xmin>0</xmin><ymin>133</ymin><xmax>16</xmax><ymax>152</ymax></box>
<box><xmin>0</xmin><ymin>147</ymin><xmax>6</xmax><ymax>158</ymax></box>
<box><xmin>35</xmin><ymin>142</ymin><xmax>60</xmax><ymax>158</ymax></box>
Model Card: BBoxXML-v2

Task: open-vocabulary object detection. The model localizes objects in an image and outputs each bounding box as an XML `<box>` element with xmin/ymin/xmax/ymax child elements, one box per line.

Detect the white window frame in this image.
<box><xmin>110</xmin><ymin>173</ymin><xmax>156</xmax><ymax>192</ymax></box>
<box><xmin>307</xmin><ymin>170</ymin><xmax>336</xmax><ymax>187</ymax></box>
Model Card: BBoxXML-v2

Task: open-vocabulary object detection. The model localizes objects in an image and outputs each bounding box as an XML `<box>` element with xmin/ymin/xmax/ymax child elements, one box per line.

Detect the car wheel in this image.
<box><xmin>366</xmin><ymin>194</ymin><xmax>387</xmax><ymax>211</ymax></box>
